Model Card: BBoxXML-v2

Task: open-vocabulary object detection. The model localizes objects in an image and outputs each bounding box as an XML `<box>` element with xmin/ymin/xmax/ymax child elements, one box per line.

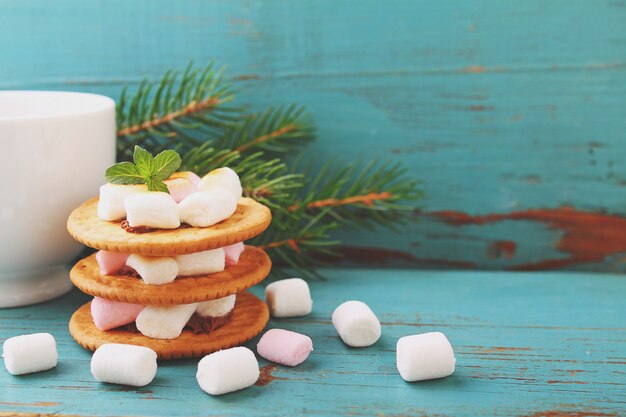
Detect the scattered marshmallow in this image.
<box><xmin>165</xmin><ymin>176</ymin><xmax>197</xmax><ymax>203</ymax></box>
<box><xmin>257</xmin><ymin>329</ymin><xmax>313</xmax><ymax>367</ymax></box>
<box><xmin>396</xmin><ymin>332</ymin><xmax>456</xmax><ymax>382</ymax></box>
<box><xmin>91</xmin><ymin>297</ymin><xmax>144</xmax><ymax>331</ymax></box>
<box><xmin>175</xmin><ymin>248</ymin><xmax>225</xmax><ymax>276</ymax></box>
<box><xmin>196</xmin><ymin>295</ymin><xmax>236</xmax><ymax>318</ymax></box>
<box><xmin>96</xmin><ymin>250</ymin><xmax>130</xmax><ymax>275</ymax></box>
<box><xmin>198</xmin><ymin>167</ymin><xmax>243</xmax><ymax>199</ymax></box>
<box><xmin>265</xmin><ymin>278</ymin><xmax>313</xmax><ymax>318</ymax></box>
<box><xmin>332</xmin><ymin>301</ymin><xmax>381</xmax><ymax>347</ymax></box>
<box><xmin>135</xmin><ymin>303</ymin><xmax>198</xmax><ymax>339</ymax></box>
<box><xmin>126</xmin><ymin>254</ymin><xmax>178</xmax><ymax>285</ymax></box>
<box><xmin>224</xmin><ymin>242</ymin><xmax>245</xmax><ymax>266</ymax></box>
<box><xmin>90</xmin><ymin>344</ymin><xmax>157</xmax><ymax>386</ymax></box>
<box><xmin>2</xmin><ymin>333</ymin><xmax>57</xmax><ymax>375</ymax></box>
<box><xmin>178</xmin><ymin>189</ymin><xmax>238</xmax><ymax>228</ymax></box>
<box><xmin>196</xmin><ymin>347</ymin><xmax>259</xmax><ymax>395</ymax></box>
<box><xmin>97</xmin><ymin>183</ymin><xmax>147</xmax><ymax>221</ymax></box>
<box><xmin>125</xmin><ymin>192</ymin><xmax>180</xmax><ymax>229</ymax></box>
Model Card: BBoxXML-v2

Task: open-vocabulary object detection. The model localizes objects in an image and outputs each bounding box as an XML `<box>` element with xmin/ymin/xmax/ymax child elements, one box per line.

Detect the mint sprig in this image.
<box><xmin>105</xmin><ymin>146</ymin><xmax>182</xmax><ymax>193</ymax></box>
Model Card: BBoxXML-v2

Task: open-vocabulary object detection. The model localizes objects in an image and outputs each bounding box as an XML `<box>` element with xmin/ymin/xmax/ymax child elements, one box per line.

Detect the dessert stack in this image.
<box><xmin>65</xmin><ymin>148</ymin><xmax>272</xmax><ymax>359</ymax></box>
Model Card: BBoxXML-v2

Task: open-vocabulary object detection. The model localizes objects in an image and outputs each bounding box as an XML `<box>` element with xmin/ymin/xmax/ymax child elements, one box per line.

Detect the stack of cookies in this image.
<box><xmin>65</xmin><ymin>165</ymin><xmax>273</xmax><ymax>359</ymax></box>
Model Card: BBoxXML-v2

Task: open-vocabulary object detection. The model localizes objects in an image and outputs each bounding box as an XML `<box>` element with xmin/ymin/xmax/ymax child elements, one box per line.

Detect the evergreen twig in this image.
<box><xmin>115</xmin><ymin>62</ymin><xmax>423</xmax><ymax>278</ymax></box>
<box><xmin>222</xmin><ymin>105</ymin><xmax>315</xmax><ymax>155</ymax></box>
<box><xmin>116</xmin><ymin>62</ymin><xmax>237</xmax><ymax>160</ymax></box>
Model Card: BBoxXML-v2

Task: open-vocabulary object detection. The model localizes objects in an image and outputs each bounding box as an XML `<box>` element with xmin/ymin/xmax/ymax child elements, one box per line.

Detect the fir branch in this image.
<box><xmin>117</xmin><ymin>96</ymin><xmax>221</xmax><ymax>136</ymax></box>
<box><xmin>113</xmin><ymin>61</ymin><xmax>424</xmax><ymax>278</ymax></box>
<box><xmin>251</xmin><ymin>210</ymin><xmax>341</xmax><ymax>279</ymax></box>
<box><xmin>289</xmin><ymin>159</ymin><xmax>422</xmax><ymax>230</ymax></box>
<box><xmin>116</xmin><ymin>62</ymin><xmax>237</xmax><ymax>160</ymax></box>
<box><xmin>289</xmin><ymin>192</ymin><xmax>394</xmax><ymax>211</ymax></box>
<box><xmin>174</xmin><ymin>105</ymin><xmax>315</xmax><ymax>173</ymax></box>
<box><xmin>218</xmin><ymin>105</ymin><xmax>315</xmax><ymax>156</ymax></box>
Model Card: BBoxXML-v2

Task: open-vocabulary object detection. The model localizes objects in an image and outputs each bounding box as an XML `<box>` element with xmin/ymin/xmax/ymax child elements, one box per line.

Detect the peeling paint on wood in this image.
<box><xmin>433</xmin><ymin>208</ymin><xmax>626</xmax><ymax>270</ymax></box>
<box><xmin>255</xmin><ymin>364</ymin><xmax>290</xmax><ymax>386</ymax></box>
<box><xmin>518</xmin><ymin>411</ymin><xmax>617</xmax><ymax>417</ymax></box>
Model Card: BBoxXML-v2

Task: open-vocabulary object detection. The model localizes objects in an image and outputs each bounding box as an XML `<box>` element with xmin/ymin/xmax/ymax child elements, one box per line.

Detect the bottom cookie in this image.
<box><xmin>69</xmin><ymin>291</ymin><xmax>269</xmax><ymax>359</ymax></box>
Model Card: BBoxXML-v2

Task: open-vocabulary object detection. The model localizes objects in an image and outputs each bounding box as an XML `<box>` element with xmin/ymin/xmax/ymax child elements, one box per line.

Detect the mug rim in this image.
<box><xmin>0</xmin><ymin>90</ymin><xmax>115</xmax><ymax>121</ymax></box>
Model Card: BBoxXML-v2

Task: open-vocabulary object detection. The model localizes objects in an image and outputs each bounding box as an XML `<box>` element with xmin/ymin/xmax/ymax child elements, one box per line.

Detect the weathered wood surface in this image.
<box><xmin>1</xmin><ymin>1</ymin><xmax>626</xmax><ymax>270</ymax></box>
<box><xmin>1</xmin><ymin>270</ymin><xmax>625</xmax><ymax>416</ymax></box>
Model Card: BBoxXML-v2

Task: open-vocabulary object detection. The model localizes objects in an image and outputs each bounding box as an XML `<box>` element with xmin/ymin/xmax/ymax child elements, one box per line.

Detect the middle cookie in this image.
<box><xmin>70</xmin><ymin>245</ymin><xmax>271</xmax><ymax>305</ymax></box>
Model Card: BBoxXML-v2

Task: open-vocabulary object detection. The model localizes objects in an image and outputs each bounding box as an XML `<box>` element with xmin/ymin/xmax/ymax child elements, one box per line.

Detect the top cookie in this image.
<box><xmin>67</xmin><ymin>197</ymin><xmax>271</xmax><ymax>256</ymax></box>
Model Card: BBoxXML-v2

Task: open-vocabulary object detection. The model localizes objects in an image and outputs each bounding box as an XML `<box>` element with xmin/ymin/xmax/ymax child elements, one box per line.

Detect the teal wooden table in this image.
<box><xmin>1</xmin><ymin>270</ymin><xmax>624</xmax><ymax>417</ymax></box>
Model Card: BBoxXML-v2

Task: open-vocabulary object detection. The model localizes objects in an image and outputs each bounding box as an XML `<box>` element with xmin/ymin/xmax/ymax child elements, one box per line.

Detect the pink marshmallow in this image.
<box><xmin>224</xmin><ymin>242</ymin><xmax>245</xmax><ymax>266</ymax></box>
<box><xmin>183</xmin><ymin>171</ymin><xmax>202</xmax><ymax>187</ymax></box>
<box><xmin>166</xmin><ymin>177</ymin><xmax>198</xmax><ymax>203</ymax></box>
<box><xmin>90</xmin><ymin>297</ymin><xmax>144</xmax><ymax>331</ymax></box>
<box><xmin>171</xmin><ymin>171</ymin><xmax>201</xmax><ymax>186</ymax></box>
<box><xmin>96</xmin><ymin>251</ymin><xmax>130</xmax><ymax>275</ymax></box>
<box><xmin>256</xmin><ymin>329</ymin><xmax>313</xmax><ymax>367</ymax></box>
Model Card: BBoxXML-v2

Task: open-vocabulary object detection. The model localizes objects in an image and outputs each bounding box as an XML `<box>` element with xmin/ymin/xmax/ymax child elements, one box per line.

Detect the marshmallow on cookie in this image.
<box><xmin>95</xmin><ymin>243</ymin><xmax>245</xmax><ymax>285</ymax></box>
<box><xmin>97</xmin><ymin>183</ymin><xmax>147</xmax><ymax>221</ymax></box>
<box><xmin>198</xmin><ymin>167</ymin><xmax>243</xmax><ymax>199</ymax></box>
<box><xmin>90</xmin><ymin>294</ymin><xmax>237</xmax><ymax>340</ymax></box>
<box><xmin>125</xmin><ymin>192</ymin><xmax>180</xmax><ymax>229</ymax></box>
<box><xmin>165</xmin><ymin>172</ymin><xmax>199</xmax><ymax>203</ymax></box>
<box><xmin>97</xmin><ymin>167</ymin><xmax>242</xmax><ymax>229</ymax></box>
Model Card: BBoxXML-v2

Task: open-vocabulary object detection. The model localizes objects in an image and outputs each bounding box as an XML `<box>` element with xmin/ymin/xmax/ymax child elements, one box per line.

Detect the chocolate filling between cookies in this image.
<box><xmin>120</xmin><ymin>220</ymin><xmax>193</xmax><ymax>234</ymax></box>
<box><xmin>119</xmin><ymin>266</ymin><xmax>213</xmax><ymax>279</ymax></box>
<box><xmin>120</xmin><ymin>220</ymin><xmax>155</xmax><ymax>234</ymax></box>
<box><xmin>118</xmin><ymin>311</ymin><xmax>233</xmax><ymax>335</ymax></box>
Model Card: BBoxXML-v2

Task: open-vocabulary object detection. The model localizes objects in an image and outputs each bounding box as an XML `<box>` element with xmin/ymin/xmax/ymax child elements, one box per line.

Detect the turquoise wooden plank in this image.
<box><xmin>1</xmin><ymin>1</ymin><xmax>626</xmax><ymax>270</ymax></box>
<box><xmin>1</xmin><ymin>270</ymin><xmax>625</xmax><ymax>416</ymax></box>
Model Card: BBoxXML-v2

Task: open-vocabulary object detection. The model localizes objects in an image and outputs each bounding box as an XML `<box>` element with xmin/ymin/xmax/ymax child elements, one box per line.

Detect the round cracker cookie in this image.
<box><xmin>70</xmin><ymin>246</ymin><xmax>271</xmax><ymax>305</ymax></box>
<box><xmin>67</xmin><ymin>197</ymin><xmax>271</xmax><ymax>255</ymax></box>
<box><xmin>69</xmin><ymin>291</ymin><xmax>269</xmax><ymax>360</ymax></box>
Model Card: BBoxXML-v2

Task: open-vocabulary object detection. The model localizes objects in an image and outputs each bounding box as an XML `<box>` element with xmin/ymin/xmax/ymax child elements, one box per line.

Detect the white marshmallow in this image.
<box><xmin>125</xmin><ymin>192</ymin><xmax>180</xmax><ymax>229</ymax></box>
<box><xmin>126</xmin><ymin>254</ymin><xmax>179</xmax><ymax>285</ymax></box>
<box><xmin>332</xmin><ymin>301</ymin><xmax>381</xmax><ymax>347</ymax></box>
<box><xmin>2</xmin><ymin>333</ymin><xmax>57</xmax><ymax>375</ymax></box>
<box><xmin>90</xmin><ymin>343</ymin><xmax>157</xmax><ymax>386</ymax></box>
<box><xmin>135</xmin><ymin>303</ymin><xmax>198</xmax><ymax>339</ymax></box>
<box><xmin>196</xmin><ymin>347</ymin><xmax>259</xmax><ymax>395</ymax></box>
<box><xmin>396</xmin><ymin>332</ymin><xmax>456</xmax><ymax>382</ymax></box>
<box><xmin>97</xmin><ymin>183</ymin><xmax>147</xmax><ymax>221</ymax></box>
<box><xmin>175</xmin><ymin>248</ymin><xmax>225</xmax><ymax>276</ymax></box>
<box><xmin>198</xmin><ymin>167</ymin><xmax>243</xmax><ymax>199</ymax></box>
<box><xmin>196</xmin><ymin>295</ymin><xmax>236</xmax><ymax>318</ymax></box>
<box><xmin>178</xmin><ymin>189</ymin><xmax>238</xmax><ymax>228</ymax></box>
<box><xmin>265</xmin><ymin>278</ymin><xmax>313</xmax><ymax>318</ymax></box>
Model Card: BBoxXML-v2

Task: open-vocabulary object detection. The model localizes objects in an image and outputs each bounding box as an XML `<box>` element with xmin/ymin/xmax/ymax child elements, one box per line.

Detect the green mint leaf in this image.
<box><xmin>105</xmin><ymin>162</ymin><xmax>145</xmax><ymax>184</ymax></box>
<box><xmin>105</xmin><ymin>146</ymin><xmax>180</xmax><ymax>193</ymax></box>
<box><xmin>152</xmin><ymin>150</ymin><xmax>182</xmax><ymax>181</ymax></box>
<box><xmin>133</xmin><ymin>145</ymin><xmax>154</xmax><ymax>177</ymax></box>
<box><xmin>145</xmin><ymin>177</ymin><xmax>169</xmax><ymax>193</ymax></box>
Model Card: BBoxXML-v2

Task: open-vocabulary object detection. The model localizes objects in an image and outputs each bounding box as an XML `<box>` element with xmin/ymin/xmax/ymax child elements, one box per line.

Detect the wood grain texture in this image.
<box><xmin>1</xmin><ymin>270</ymin><xmax>625</xmax><ymax>416</ymax></box>
<box><xmin>0</xmin><ymin>0</ymin><xmax>625</xmax><ymax>270</ymax></box>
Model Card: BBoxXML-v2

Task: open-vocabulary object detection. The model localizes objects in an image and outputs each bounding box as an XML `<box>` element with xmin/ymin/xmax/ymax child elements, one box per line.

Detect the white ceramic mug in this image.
<box><xmin>0</xmin><ymin>91</ymin><xmax>116</xmax><ymax>308</ymax></box>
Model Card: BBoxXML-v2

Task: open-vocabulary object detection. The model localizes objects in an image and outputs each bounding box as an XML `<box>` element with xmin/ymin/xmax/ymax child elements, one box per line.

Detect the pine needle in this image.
<box><xmin>115</xmin><ymin>62</ymin><xmax>423</xmax><ymax>277</ymax></box>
